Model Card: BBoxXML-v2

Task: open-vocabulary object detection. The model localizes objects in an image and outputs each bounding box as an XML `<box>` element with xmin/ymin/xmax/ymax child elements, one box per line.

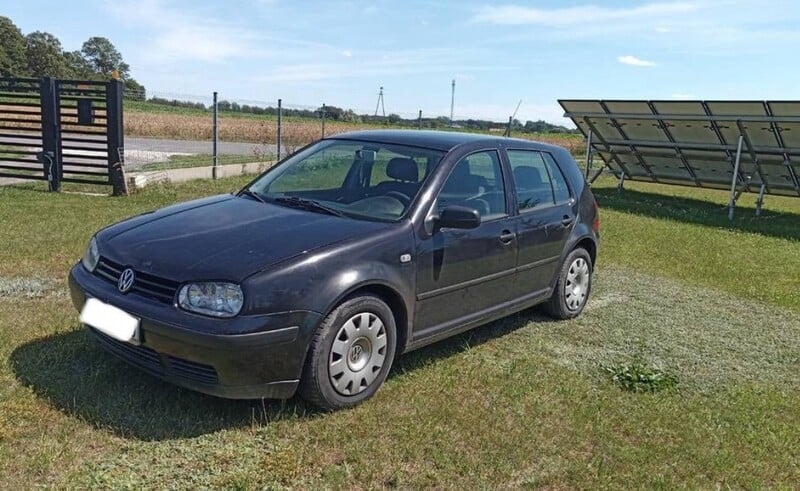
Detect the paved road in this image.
<box><xmin>125</xmin><ymin>137</ymin><xmax>278</xmax><ymax>168</ymax></box>
<box><xmin>1</xmin><ymin>137</ymin><xmax>278</xmax><ymax>184</ymax></box>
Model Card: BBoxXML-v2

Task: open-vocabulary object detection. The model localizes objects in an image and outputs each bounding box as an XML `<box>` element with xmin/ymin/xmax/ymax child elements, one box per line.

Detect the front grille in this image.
<box><xmin>167</xmin><ymin>356</ymin><xmax>220</xmax><ymax>384</ymax></box>
<box><xmin>91</xmin><ymin>328</ymin><xmax>164</xmax><ymax>377</ymax></box>
<box><xmin>91</xmin><ymin>329</ymin><xmax>219</xmax><ymax>385</ymax></box>
<box><xmin>94</xmin><ymin>257</ymin><xmax>179</xmax><ymax>304</ymax></box>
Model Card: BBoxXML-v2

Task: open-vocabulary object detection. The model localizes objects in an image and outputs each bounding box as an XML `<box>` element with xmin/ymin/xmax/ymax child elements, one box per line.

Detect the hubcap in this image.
<box><xmin>329</xmin><ymin>312</ymin><xmax>387</xmax><ymax>396</ymax></box>
<box><xmin>565</xmin><ymin>257</ymin><xmax>590</xmax><ymax>311</ymax></box>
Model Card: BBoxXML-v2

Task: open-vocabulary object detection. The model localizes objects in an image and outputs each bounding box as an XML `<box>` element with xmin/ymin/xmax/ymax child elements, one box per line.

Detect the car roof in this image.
<box><xmin>329</xmin><ymin>129</ymin><xmax>563</xmax><ymax>153</ymax></box>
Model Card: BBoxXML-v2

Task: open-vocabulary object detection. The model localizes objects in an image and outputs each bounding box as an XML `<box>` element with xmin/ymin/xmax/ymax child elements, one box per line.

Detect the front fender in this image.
<box><xmin>242</xmin><ymin>221</ymin><xmax>416</xmax><ymax>337</ymax></box>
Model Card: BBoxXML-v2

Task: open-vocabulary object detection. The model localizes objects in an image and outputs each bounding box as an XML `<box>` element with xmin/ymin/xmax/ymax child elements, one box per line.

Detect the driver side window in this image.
<box><xmin>437</xmin><ymin>151</ymin><xmax>507</xmax><ymax>221</ymax></box>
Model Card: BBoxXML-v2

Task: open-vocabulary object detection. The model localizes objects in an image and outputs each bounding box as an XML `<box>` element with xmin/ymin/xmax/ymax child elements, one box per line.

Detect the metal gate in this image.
<box><xmin>0</xmin><ymin>77</ymin><xmax>126</xmax><ymax>195</ymax></box>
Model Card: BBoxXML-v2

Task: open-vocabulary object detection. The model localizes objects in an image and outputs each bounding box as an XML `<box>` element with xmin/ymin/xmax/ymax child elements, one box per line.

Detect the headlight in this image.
<box><xmin>178</xmin><ymin>282</ymin><xmax>244</xmax><ymax>318</ymax></box>
<box><xmin>81</xmin><ymin>237</ymin><xmax>99</xmax><ymax>272</ymax></box>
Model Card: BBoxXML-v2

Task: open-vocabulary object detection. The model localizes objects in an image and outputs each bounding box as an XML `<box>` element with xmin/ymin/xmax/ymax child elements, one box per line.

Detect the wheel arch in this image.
<box><xmin>329</xmin><ymin>281</ymin><xmax>410</xmax><ymax>356</ymax></box>
<box><xmin>574</xmin><ymin>236</ymin><xmax>597</xmax><ymax>268</ymax></box>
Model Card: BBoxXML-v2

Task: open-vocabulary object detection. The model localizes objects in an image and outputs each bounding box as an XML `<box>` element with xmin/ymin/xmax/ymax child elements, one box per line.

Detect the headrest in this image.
<box><xmin>514</xmin><ymin>166</ymin><xmax>543</xmax><ymax>189</ymax></box>
<box><xmin>386</xmin><ymin>157</ymin><xmax>419</xmax><ymax>182</ymax></box>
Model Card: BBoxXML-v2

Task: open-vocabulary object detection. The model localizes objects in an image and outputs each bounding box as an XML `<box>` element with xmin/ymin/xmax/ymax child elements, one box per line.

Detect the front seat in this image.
<box><xmin>373</xmin><ymin>157</ymin><xmax>420</xmax><ymax>197</ymax></box>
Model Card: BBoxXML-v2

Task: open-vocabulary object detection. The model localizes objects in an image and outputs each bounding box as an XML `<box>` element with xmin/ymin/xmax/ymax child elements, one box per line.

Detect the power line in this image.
<box><xmin>374</xmin><ymin>86</ymin><xmax>385</xmax><ymax>117</ymax></box>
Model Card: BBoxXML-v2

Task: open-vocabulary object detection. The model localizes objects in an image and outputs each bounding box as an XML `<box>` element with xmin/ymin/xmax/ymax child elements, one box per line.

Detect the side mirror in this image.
<box><xmin>437</xmin><ymin>205</ymin><xmax>481</xmax><ymax>230</ymax></box>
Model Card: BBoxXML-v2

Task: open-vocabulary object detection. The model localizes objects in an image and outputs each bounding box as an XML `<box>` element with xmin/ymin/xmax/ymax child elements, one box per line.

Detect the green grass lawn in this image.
<box><xmin>0</xmin><ymin>177</ymin><xmax>798</xmax><ymax>488</ymax></box>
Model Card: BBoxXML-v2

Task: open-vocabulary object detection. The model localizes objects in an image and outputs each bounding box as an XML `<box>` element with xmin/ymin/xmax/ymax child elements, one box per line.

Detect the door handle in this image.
<box><xmin>499</xmin><ymin>230</ymin><xmax>516</xmax><ymax>244</ymax></box>
<box><xmin>561</xmin><ymin>215</ymin><xmax>575</xmax><ymax>227</ymax></box>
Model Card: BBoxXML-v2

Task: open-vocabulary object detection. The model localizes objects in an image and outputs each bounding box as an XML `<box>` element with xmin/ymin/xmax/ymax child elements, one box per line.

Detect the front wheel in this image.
<box><xmin>544</xmin><ymin>248</ymin><xmax>593</xmax><ymax>320</ymax></box>
<box><xmin>298</xmin><ymin>295</ymin><xmax>397</xmax><ymax>411</ymax></box>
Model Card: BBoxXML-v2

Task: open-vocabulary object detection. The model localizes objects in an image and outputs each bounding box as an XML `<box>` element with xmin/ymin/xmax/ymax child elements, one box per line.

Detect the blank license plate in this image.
<box><xmin>80</xmin><ymin>297</ymin><xmax>140</xmax><ymax>345</ymax></box>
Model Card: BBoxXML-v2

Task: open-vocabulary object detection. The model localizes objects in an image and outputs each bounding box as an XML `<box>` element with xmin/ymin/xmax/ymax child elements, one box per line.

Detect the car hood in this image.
<box><xmin>99</xmin><ymin>194</ymin><xmax>391</xmax><ymax>282</ymax></box>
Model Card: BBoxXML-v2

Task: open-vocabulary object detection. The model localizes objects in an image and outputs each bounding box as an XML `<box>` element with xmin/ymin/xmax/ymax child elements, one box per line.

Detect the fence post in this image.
<box><xmin>418</xmin><ymin>110</ymin><xmax>422</xmax><ymax>130</ymax></box>
<box><xmin>212</xmin><ymin>91</ymin><xmax>219</xmax><ymax>180</ymax></box>
<box><xmin>105</xmin><ymin>79</ymin><xmax>127</xmax><ymax>195</ymax></box>
<box><xmin>39</xmin><ymin>77</ymin><xmax>62</xmax><ymax>192</ymax></box>
<box><xmin>277</xmin><ymin>98</ymin><xmax>282</xmax><ymax>161</ymax></box>
<box><xmin>321</xmin><ymin>103</ymin><xmax>326</xmax><ymax>138</ymax></box>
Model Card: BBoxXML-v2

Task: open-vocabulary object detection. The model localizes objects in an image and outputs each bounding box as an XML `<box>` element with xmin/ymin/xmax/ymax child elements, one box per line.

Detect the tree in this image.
<box><xmin>0</xmin><ymin>16</ymin><xmax>28</xmax><ymax>76</ymax></box>
<box><xmin>81</xmin><ymin>37</ymin><xmax>129</xmax><ymax>78</ymax></box>
<box><xmin>124</xmin><ymin>78</ymin><xmax>146</xmax><ymax>101</ymax></box>
<box><xmin>63</xmin><ymin>50</ymin><xmax>95</xmax><ymax>79</ymax></box>
<box><xmin>25</xmin><ymin>31</ymin><xmax>70</xmax><ymax>77</ymax></box>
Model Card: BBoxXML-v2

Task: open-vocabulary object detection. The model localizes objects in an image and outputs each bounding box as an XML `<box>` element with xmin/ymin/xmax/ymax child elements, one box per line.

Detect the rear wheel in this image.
<box><xmin>298</xmin><ymin>295</ymin><xmax>396</xmax><ymax>410</ymax></box>
<box><xmin>544</xmin><ymin>247</ymin><xmax>593</xmax><ymax>320</ymax></box>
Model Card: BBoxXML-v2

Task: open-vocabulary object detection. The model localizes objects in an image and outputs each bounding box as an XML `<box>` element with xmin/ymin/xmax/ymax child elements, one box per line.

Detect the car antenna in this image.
<box><xmin>504</xmin><ymin>100</ymin><xmax>522</xmax><ymax>138</ymax></box>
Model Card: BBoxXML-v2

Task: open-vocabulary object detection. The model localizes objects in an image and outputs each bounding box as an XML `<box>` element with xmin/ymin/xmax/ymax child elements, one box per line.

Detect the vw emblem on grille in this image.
<box><xmin>118</xmin><ymin>268</ymin><xmax>135</xmax><ymax>293</ymax></box>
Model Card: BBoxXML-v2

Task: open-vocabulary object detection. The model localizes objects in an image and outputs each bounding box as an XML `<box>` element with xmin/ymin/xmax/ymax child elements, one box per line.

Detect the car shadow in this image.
<box><xmin>593</xmin><ymin>187</ymin><xmax>800</xmax><ymax>242</ymax></box>
<box><xmin>10</xmin><ymin>307</ymin><xmax>552</xmax><ymax>441</ymax></box>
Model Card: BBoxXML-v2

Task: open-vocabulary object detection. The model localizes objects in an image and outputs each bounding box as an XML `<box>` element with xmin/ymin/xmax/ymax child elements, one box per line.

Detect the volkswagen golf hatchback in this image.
<box><xmin>70</xmin><ymin>130</ymin><xmax>599</xmax><ymax>410</ymax></box>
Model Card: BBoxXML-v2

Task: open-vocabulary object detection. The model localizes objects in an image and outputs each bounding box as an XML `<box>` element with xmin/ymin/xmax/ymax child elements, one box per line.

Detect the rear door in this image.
<box><xmin>506</xmin><ymin>149</ymin><xmax>576</xmax><ymax>295</ymax></box>
<box><xmin>414</xmin><ymin>150</ymin><xmax>518</xmax><ymax>335</ymax></box>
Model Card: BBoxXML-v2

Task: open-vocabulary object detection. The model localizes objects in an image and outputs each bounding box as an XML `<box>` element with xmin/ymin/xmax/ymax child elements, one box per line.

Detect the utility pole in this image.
<box><xmin>450</xmin><ymin>79</ymin><xmax>455</xmax><ymax>125</ymax></box>
<box><xmin>374</xmin><ymin>86</ymin><xmax>385</xmax><ymax>117</ymax></box>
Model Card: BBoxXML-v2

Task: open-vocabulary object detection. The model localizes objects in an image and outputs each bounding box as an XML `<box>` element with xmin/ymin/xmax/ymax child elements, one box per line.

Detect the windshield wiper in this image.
<box><xmin>239</xmin><ymin>188</ymin><xmax>267</xmax><ymax>204</ymax></box>
<box><xmin>272</xmin><ymin>196</ymin><xmax>345</xmax><ymax>217</ymax></box>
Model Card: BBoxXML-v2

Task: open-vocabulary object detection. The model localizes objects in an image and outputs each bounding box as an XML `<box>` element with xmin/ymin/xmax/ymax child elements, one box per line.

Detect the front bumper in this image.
<box><xmin>69</xmin><ymin>264</ymin><xmax>322</xmax><ymax>399</ymax></box>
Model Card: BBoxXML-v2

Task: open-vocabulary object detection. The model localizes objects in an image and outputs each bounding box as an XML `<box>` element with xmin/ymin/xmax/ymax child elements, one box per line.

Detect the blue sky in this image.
<box><xmin>5</xmin><ymin>0</ymin><xmax>800</xmax><ymax>125</ymax></box>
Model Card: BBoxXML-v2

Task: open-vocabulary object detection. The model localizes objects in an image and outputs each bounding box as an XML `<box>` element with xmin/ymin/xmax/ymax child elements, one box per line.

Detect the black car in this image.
<box><xmin>69</xmin><ymin>130</ymin><xmax>599</xmax><ymax>410</ymax></box>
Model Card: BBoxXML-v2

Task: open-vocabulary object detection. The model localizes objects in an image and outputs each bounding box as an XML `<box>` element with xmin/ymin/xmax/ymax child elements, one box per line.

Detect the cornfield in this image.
<box><xmin>124</xmin><ymin>111</ymin><xmax>585</xmax><ymax>155</ymax></box>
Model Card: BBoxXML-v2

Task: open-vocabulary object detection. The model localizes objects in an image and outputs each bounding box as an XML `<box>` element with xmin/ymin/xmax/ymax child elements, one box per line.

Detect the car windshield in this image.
<box><xmin>246</xmin><ymin>139</ymin><xmax>445</xmax><ymax>221</ymax></box>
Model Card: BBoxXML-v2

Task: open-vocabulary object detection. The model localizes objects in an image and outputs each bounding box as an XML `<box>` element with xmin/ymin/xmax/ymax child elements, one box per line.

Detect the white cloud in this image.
<box><xmin>342</xmin><ymin>50</ymin><xmax>353</xmax><ymax>58</ymax></box>
<box><xmin>473</xmin><ymin>2</ymin><xmax>698</xmax><ymax>27</ymax></box>
<box><xmin>106</xmin><ymin>0</ymin><xmax>264</xmax><ymax>62</ymax></box>
<box><xmin>618</xmin><ymin>55</ymin><xmax>657</xmax><ymax>67</ymax></box>
<box><xmin>257</xmin><ymin>48</ymin><xmax>517</xmax><ymax>83</ymax></box>
<box><xmin>655</xmin><ymin>26</ymin><xmax>672</xmax><ymax>33</ymax></box>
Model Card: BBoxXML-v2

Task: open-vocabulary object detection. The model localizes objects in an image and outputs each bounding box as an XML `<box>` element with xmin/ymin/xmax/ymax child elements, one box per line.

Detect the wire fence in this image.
<box><xmin>122</xmin><ymin>89</ymin><xmax>583</xmax><ymax>174</ymax></box>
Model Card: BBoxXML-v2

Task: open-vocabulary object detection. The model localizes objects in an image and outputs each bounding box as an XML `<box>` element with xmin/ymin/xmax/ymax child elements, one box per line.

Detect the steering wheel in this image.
<box><xmin>384</xmin><ymin>191</ymin><xmax>411</xmax><ymax>206</ymax></box>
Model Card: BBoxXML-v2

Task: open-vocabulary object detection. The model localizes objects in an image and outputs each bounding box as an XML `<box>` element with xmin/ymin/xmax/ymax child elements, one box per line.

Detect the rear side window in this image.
<box><xmin>508</xmin><ymin>150</ymin><xmax>572</xmax><ymax>211</ymax></box>
<box><xmin>544</xmin><ymin>153</ymin><xmax>571</xmax><ymax>204</ymax></box>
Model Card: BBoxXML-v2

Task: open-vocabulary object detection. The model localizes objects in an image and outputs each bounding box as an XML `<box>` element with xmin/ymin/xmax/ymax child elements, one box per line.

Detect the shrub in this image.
<box><xmin>603</xmin><ymin>358</ymin><xmax>679</xmax><ymax>393</ymax></box>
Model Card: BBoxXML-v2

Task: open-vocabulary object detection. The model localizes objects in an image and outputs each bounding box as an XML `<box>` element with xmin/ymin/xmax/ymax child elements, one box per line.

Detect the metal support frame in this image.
<box><xmin>617</xmin><ymin>172</ymin><xmax>626</xmax><ymax>193</ymax></box>
<box><xmin>212</xmin><ymin>91</ymin><xmax>219</xmax><ymax>180</ymax></box>
<box><xmin>418</xmin><ymin>110</ymin><xmax>423</xmax><ymax>130</ymax></box>
<box><xmin>588</xmin><ymin>167</ymin><xmax>606</xmax><ymax>184</ymax></box>
<box><xmin>321</xmin><ymin>104</ymin><xmax>326</xmax><ymax>138</ymax></box>
<box><xmin>584</xmin><ymin>131</ymin><xmax>593</xmax><ymax>178</ymax></box>
<box><xmin>277</xmin><ymin>98</ymin><xmax>282</xmax><ymax>161</ymax></box>
<box><xmin>764</xmin><ymin>102</ymin><xmax>800</xmax><ymax>196</ymax></box>
<box><xmin>755</xmin><ymin>184</ymin><xmax>766</xmax><ymax>216</ymax></box>
<box><xmin>582</xmin><ymin>116</ymin><xmax>634</xmax><ymax>179</ymax></box>
<box><xmin>648</xmin><ymin>102</ymin><xmax>701</xmax><ymax>186</ymax></box>
<box><xmin>599</xmin><ymin>101</ymin><xmax>657</xmax><ymax>180</ymax></box>
<box><xmin>735</xmin><ymin>120</ymin><xmax>767</xmax><ymax>194</ymax></box>
<box><xmin>728</xmin><ymin>135</ymin><xmax>744</xmax><ymax>221</ymax></box>
<box><xmin>563</xmin><ymin>110</ymin><xmax>800</xmax><ymax>124</ymax></box>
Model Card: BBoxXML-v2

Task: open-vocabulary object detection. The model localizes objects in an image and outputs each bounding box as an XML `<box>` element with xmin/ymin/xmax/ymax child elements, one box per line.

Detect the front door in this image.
<box><xmin>414</xmin><ymin>150</ymin><xmax>518</xmax><ymax>336</ymax></box>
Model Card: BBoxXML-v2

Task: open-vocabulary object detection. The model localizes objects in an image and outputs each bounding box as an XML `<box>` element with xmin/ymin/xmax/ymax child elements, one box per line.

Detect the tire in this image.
<box><xmin>298</xmin><ymin>295</ymin><xmax>397</xmax><ymax>411</ymax></box>
<box><xmin>544</xmin><ymin>247</ymin><xmax>593</xmax><ymax>320</ymax></box>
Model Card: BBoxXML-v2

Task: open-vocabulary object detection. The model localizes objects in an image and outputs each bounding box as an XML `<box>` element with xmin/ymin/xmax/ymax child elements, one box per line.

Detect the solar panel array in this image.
<box><xmin>558</xmin><ymin>100</ymin><xmax>800</xmax><ymax>198</ymax></box>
